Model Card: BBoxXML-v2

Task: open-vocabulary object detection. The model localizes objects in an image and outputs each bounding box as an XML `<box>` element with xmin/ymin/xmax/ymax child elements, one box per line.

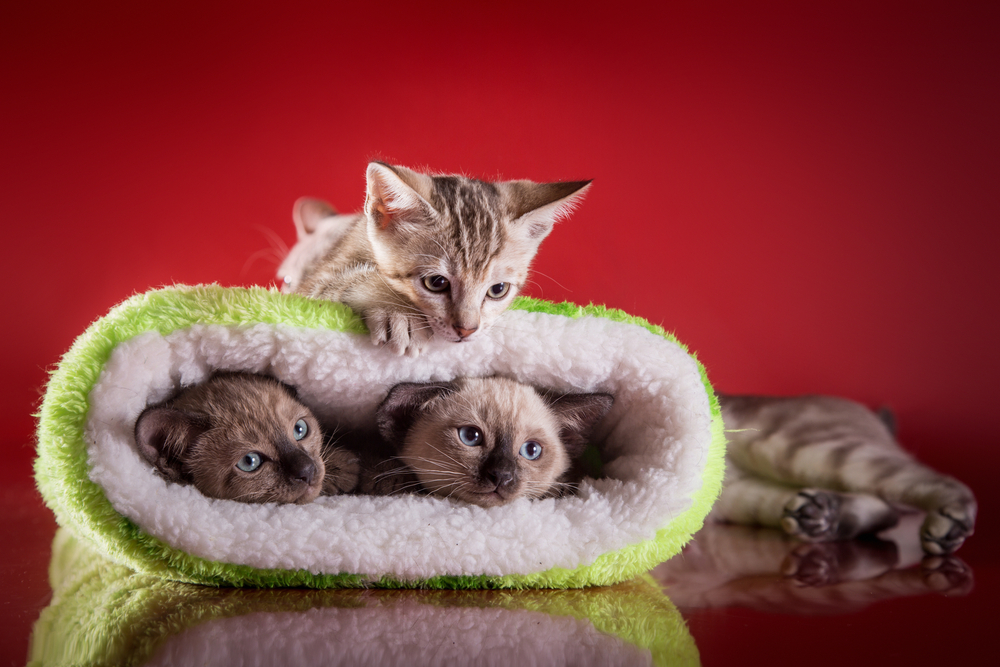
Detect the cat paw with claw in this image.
<box><xmin>920</xmin><ymin>505</ymin><xmax>975</xmax><ymax>555</ymax></box>
<box><xmin>366</xmin><ymin>308</ymin><xmax>434</xmax><ymax>357</ymax></box>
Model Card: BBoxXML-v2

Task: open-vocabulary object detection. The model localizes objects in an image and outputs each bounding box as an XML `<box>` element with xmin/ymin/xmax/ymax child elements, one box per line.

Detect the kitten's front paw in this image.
<box><xmin>359</xmin><ymin>459</ymin><xmax>419</xmax><ymax>496</ymax></box>
<box><xmin>781</xmin><ymin>490</ymin><xmax>842</xmax><ymax>541</ymax></box>
<box><xmin>322</xmin><ymin>448</ymin><xmax>360</xmax><ymax>495</ymax></box>
<box><xmin>920</xmin><ymin>505</ymin><xmax>975</xmax><ymax>555</ymax></box>
<box><xmin>366</xmin><ymin>308</ymin><xmax>433</xmax><ymax>357</ymax></box>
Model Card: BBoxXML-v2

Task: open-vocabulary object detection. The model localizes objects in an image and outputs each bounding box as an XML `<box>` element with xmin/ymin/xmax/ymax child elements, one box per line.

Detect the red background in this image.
<box><xmin>4</xmin><ymin>0</ymin><xmax>998</xmax><ymax>497</ymax></box>
<box><xmin>2</xmin><ymin>1</ymin><xmax>998</xmax><ymax>663</ymax></box>
<box><xmin>5</xmin><ymin>0</ymin><xmax>999</xmax><ymax>499</ymax></box>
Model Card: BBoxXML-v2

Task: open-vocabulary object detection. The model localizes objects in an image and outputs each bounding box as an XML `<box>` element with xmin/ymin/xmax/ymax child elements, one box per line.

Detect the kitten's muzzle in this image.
<box><xmin>281</xmin><ymin>446</ymin><xmax>318</xmax><ymax>487</ymax></box>
<box><xmin>454</xmin><ymin>325</ymin><xmax>478</xmax><ymax>339</ymax></box>
<box><xmin>481</xmin><ymin>458</ymin><xmax>517</xmax><ymax>498</ymax></box>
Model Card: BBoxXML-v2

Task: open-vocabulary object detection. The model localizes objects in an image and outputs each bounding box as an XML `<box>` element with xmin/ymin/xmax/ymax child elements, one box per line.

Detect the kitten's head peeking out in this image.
<box><xmin>134</xmin><ymin>373</ymin><xmax>326</xmax><ymax>504</ymax></box>
<box><xmin>376</xmin><ymin>377</ymin><xmax>613</xmax><ymax>507</ymax></box>
<box><xmin>363</xmin><ymin>163</ymin><xmax>591</xmax><ymax>343</ymax></box>
<box><xmin>278</xmin><ymin>197</ymin><xmax>351</xmax><ymax>295</ymax></box>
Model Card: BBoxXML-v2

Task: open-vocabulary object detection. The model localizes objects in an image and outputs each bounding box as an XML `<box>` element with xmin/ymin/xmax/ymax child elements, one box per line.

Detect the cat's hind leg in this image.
<box><xmin>713</xmin><ymin>467</ymin><xmax>898</xmax><ymax>541</ymax></box>
<box><xmin>719</xmin><ymin>393</ymin><xmax>977</xmax><ymax>554</ymax></box>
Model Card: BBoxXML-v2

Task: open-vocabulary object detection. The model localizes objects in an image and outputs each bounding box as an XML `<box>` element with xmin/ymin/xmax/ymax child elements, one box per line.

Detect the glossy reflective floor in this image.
<box><xmin>5</xmin><ymin>475</ymin><xmax>995</xmax><ymax>666</ymax></box>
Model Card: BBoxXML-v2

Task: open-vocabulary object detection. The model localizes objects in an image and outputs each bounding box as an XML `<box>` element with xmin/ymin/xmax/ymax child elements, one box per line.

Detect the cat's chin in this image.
<box><xmin>460</xmin><ymin>488</ymin><xmax>518</xmax><ymax>508</ymax></box>
<box><xmin>291</xmin><ymin>483</ymin><xmax>323</xmax><ymax>505</ymax></box>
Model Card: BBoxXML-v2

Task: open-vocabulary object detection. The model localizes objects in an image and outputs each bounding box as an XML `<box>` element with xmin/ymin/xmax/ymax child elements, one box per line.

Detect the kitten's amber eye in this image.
<box><xmin>486</xmin><ymin>282</ymin><xmax>510</xmax><ymax>299</ymax></box>
<box><xmin>519</xmin><ymin>441</ymin><xmax>542</xmax><ymax>460</ymax></box>
<box><xmin>457</xmin><ymin>425</ymin><xmax>483</xmax><ymax>446</ymax></box>
<box><xmin>422</xmin><ymin>275</ymin><xmax>450</xmax><ymax>292</ymax></box>
<box><xmin>237</xmin><ymin>452</ymin><xmax>263</xmax><ymax>472</ymax></box>
<box><xmin>293</xmin><ymin>419</ymin><xmax>309</xmax><ymax>441</ymax></box>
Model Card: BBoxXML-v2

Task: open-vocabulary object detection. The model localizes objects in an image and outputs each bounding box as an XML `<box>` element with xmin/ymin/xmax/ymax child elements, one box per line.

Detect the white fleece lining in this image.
<box><xmin>85</xmin><ymin>309</ymin><xmax>712</xmax><ymax>580</ymax></box>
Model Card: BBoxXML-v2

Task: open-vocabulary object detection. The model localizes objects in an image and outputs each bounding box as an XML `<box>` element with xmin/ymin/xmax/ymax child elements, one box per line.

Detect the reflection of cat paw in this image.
<box><xmin>366</xmin><ymin>309</ymin><xmax>433</xmax><ymax>357</ymax></box>
<box><xmin>322</xmin><ymin>448</ymin><xmax>361</xmax><ymax>495</ymax></box>
<box><xmin>921</xmin><ymin>556</ymin><xmax>974</xmax><ymax>595</ymax></box>
<box><xmin>920</xmin><ymin>505</ymin><xmax>975</xmax><ymax>555</ymax></box>
<box><xmin>782</xmin><ymin>543</ymin><xmax>841</xmax><ymax>587</ymax></box>
<box><xmin>781</xmin><ymin>490</ymin><xmax>841</xmax><ymax>541</ymax></box>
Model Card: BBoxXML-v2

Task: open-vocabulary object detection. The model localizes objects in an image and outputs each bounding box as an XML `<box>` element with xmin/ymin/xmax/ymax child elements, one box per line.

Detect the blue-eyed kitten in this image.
<box><xmin>367</xmin><ymin>377</ymin><xmax>613</xmax><ymax>507</ymax></box>
<box><xmin>135</xmin><ymin>373</ymin><xmax>359</xmax><ymax>504</ymax></box>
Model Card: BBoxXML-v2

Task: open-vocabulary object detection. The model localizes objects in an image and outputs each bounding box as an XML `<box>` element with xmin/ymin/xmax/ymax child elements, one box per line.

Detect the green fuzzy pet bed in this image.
<box><xmin>35</xmin><ymin>285</ymin><xmax>725</xmax><ymax>589</ymax></box>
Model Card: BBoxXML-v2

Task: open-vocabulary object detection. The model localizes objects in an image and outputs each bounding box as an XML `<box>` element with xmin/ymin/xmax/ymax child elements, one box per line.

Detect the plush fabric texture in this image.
<box><xmin>34</xmin><ymin>285</ymin><xmax>725</xmax><ymax>588</ymax></box>
<box><xmin>30</xmin><ymin>528</ymin><xmax>698</xmax><ymax>667</ymax></box>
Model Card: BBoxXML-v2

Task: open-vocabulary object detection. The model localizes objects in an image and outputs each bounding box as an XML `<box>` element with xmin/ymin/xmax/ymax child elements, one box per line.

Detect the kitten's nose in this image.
<box><xmin>487</xmin><ymin>469</ymin><xmax>514</xmax><ymax>489</ymax></box>
<box><xmin>295</xmin><ymin>461</ymin><xmax>316</xmax><ymax>486</ymax></box>
<box><xmin>285</xmin><ymin>451</ymin><xmax>317</xmax><ymax>486</ymax></box>
<box><xmin>454</xmin><ymin>325</ymin><xmax>478</xmax><ymax>339</ymax></box>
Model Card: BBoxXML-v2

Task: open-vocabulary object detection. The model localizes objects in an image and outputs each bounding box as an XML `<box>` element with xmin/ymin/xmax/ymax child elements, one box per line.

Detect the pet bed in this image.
<box><xmin>29</xmin><ymin>528</ymin><xmax>698</xmax><ymax>667</ymax></box>
<box><xmin>35</xmin><ymin>285</ymin><xmax>725</xmax><ymax>588</ymax></box>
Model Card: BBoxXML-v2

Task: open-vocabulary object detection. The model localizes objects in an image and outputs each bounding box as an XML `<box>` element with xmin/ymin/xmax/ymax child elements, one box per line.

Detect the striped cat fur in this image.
<box><xmin>284</xmin><ymin>162</ymin><xmax>589</xmax><ymax>356</ymax></box>
<box><xmin>714</xmin><ymin>394</ymin><xmax>976</xmax><ymax>555</ymax></box>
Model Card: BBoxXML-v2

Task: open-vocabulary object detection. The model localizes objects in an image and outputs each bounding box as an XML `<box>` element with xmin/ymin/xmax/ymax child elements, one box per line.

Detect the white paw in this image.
<box><xmin>366</xmin><ymin>308</ymin><xmax>433</xmax><ymax>356</ymax></box>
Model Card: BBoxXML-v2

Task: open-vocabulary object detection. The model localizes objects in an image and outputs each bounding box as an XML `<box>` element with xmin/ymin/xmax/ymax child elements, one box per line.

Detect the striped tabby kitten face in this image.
<box><xmin>364</xmin><ymin>164</ymin><xmax>591</xmax><ymax>343</ymax></box>
<box><xmin>289</xmin><ymin>164</ymin><xmax>591</xmax><ymax>355</ymax></box>
<box><xmin>375</xmin><ymin>378</ymin><xmax>613</xmax><ymax>507</ymax></box>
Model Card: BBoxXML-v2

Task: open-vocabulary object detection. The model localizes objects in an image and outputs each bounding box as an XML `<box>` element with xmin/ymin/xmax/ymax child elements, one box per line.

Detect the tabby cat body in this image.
<box><xmin>289</xmin><ymin>162</ymin><xmax>590</xmax><ymax>356</ymax></box>
<box><xmin>369</xmin><ymin>377</ymin><xmax>613</xmax><ymax>507</ymax></box>
<box><xmin>134</xmin><ymin>373</ymin><xmax>359</xmax><ymax>504</ymax></box>
<box><xmin>714</xmin><ymin>393</ymin><xmax>976</xmax><ymax>555</ymax></box>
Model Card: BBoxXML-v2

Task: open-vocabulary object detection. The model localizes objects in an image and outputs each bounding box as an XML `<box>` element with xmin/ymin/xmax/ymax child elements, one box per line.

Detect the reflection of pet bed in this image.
<box><xmin>30</xmin><ymin>529</ymin><xmax>699</xmax><ymax>667</ymax></box>
<box><xmin>35</xmin><ymin>286</ymin><xmax>725</xmax><ymax>588</ymax></box>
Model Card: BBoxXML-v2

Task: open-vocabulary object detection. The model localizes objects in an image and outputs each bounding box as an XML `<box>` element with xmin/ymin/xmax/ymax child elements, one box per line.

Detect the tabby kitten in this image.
<box><xmin>289</xmin><ymin>162</ymin><xmax>591</xmax><ymax>356</ymax></box>
<box><xmin>367</xmin><ymin>377</ymin><xmax>613</xmax><ymax>507</ymax></box>
<box><xmin>713</xmin><ymin>393</ymin><xmax>977</xmax><ymax>555</ymax></box>
<box><xmin>135</xmin><ymin>373</ymin><xmax>359</xmax><ymax>504</ymax></box>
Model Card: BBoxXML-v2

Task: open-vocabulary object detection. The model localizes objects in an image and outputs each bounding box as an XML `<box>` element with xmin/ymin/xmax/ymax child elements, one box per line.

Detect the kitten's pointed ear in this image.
<box><xmin>292</xmin><ymin>197</ymin><xmax>337</xmax><ymax>239</ymax></box>
<box><xmin>134</xmin><ymin>407</ymin><xmax>209</xmax><ymax>482</ymax></box>
<box><xmin>365</xmin><ymin>162</ymin><xmax>434</xmax><ymax>230</ymax></box>
<box><xmin>545</xmin><ymin>392</ymin><xmax>613</xmax><ymax>456</ymax></box>
<box><xmin>376</xmin><ymin>382</ymin><xmax>453</xmax><ymax>446</ymax></box>
<box><xmin>508</xmin><ymin>180</ymin><xmax>592</xmax><ymax>240</ymax></box>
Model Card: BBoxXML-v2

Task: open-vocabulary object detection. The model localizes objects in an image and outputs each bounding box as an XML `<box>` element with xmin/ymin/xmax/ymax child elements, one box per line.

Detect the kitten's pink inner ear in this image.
<box><xmin>366</xmin><ymin>163</ymin><xmax>426</xmax><ymax>230</ymax></box>
<box><xmin>293</xmin><ymin>197</ymin><xmax>336</xmax><ymax>237</ymax></box>
<box><xmin>512</xmin><ymin>180</ymin><xmax>592</xmax><ymax>240</ymax></box>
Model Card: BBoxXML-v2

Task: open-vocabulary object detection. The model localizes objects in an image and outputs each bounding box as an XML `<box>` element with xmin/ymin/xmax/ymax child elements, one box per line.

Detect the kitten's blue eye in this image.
<box><xmin>422</xmin><ymin>275</ymin><xmax>450</xmax><ymax>292</ymax></box>
<box><xmin>519</xmin><ymin>441</ymin><xmax>542</xmax><ymax>460</ymax></box>
<box><xmin>457</xmin><ymin>425</ymin><xmax>483</xmax><ymax>446</ymax></box>
<box><xmin>293</xmin><ymin>419</ymin><xmax>309</xmax><ymax>441</ymax></box>
<box><xmin>486</xmin><ymin>282</ymin><xmax>510</xmax><ymax>299</ymax></box>
<box><xmin>237</xmin><ymin>452</ymin><xmax>263</xmax><ymax>472</ymax></box>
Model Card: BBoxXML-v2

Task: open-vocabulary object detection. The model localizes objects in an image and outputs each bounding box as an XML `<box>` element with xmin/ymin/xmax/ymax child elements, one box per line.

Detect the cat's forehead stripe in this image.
<box><xmin>431</xmin><ymin>176</ymin><xmax>506</xmax><ymax>269</ymax></box>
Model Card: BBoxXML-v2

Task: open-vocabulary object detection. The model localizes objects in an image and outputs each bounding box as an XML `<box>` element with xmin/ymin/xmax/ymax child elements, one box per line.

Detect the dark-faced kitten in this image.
<box><xmin>288</xmin><ymin>162</ymin><xmax>591</xmax><ymax>356</ymax></box>
<box><xmin>368</xmin><ymin>377</ymin><xmax>613</xmax><ymax>507</ymax></box>
<box><xmin>134</xmin><ymin>372</ymin><xmax>359</xmax><ymax>504</ymax></box>
<box><xmin>713</xmin><ymin>393</ymin><xmax>977</xmax><ymax>555</ymax></box>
